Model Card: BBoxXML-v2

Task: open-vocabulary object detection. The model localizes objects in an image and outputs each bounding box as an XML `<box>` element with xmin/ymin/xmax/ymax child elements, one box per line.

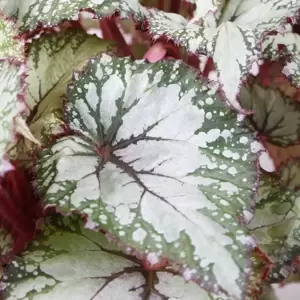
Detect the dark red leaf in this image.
<box><xmin>0</xmin><ymin>162</ymin><xmax>42</xmax><ymax>264</ymax></box>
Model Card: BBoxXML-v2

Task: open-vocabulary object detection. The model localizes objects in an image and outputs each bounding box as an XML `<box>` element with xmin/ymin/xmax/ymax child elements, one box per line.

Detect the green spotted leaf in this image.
<box><xmin>0</xmin><ymin>227</ymin><xmax>12</xmax><ymax>259</ymax></box>
<box><xmin>184</xmin><ymin>0</ymin><xmax>225</xmax><ymax>20</ymax></box>
<box><xmin>148</xmin><ymin>0</ymin><xmax>300</xmax><ymax>109</ymax></box>
<box><xmin>0</xmin><ymin>60</ymin><xmax>24</xmax><ymax>172</ymax></box>
<box><xmin>3</xmin><ymin>215</ymin><xmax>229</xmax><ymax>300</ymax></box>
<box><xmin>36</xmin><ymin>55</ymin><xmax>257</xmax><ymax>298</ymax></box>
<box><xmin>248</xmin><ymin>174</ymin><xmax>300</xmax><ymax>282</ymax></box>
<box><xmin>0</xmin><ymin>14</ymin><xmax>23</xmax><ymax>59</ymax></box>
<box><xmin>238</xmin><ymin>81</ymin><xmax>300</xmax><ymax>146</ymax></box>
<box><xmin>8</xmin><ymin>28</ymin><xmax>114</xmax><ymax>163</ymax></box>
<box><xmin>4</xmin><ymin>0</ymin><xmax>147</xmax><ymax>33</ymax></box>
<box><xmin>278</xmin><ymin>160</ymin><xmax>300</xmax><ymax>190</ymax></box>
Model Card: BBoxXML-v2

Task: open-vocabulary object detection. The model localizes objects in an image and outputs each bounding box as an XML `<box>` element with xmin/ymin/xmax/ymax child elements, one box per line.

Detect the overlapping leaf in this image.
<box><xmin>3</xmin><ymin>0</ymin><xmax>148</xmax><ymax>33</ymax></box>
<box><xmin>0</xmin><ymin>60</ymin><xmax>24</xmax><ymax>171</ymax></box>
<box><xmin>9</xmin><ymin>28</ymin><xmax>114</xmax><ymax>162</ymax></box>
<box><xmin>279</xmin><ymin>159</ymin><xmax>300</xmax><ymax>190</ymax></box>
<box><xmin>148</xmin><ymin>0</ymin><xmax>300</xmax><ymax>109</ymax></box>
<box><xmin>263</xmin><ymin>32</ymin><xmax>300</xmax><ymax>87</ymax></box>
<box><xmin>248</xmin><ymin>174</ymin><xmax>300</xmax><ymax>282</ymax></box>
<box><xmin>0</xmin><ymin>227</ymin><xmax>12</xmax><ymax>259</ymax></box>
<box><xmin>238</xmin><ymin>81</ymin><xmax>300</xmax><ymax>146</ymax></box>
<box><xmin>0</xmin><ymin>10</ymin><xmax>25</xmax><ymax>170</ymax></box>
<box><xmin>0</xmin><ymin>14</ymin><xmax>23</xmax><ymax>59</ymax></box>
<box><xmin>36</xmin><ymin>55</ymin><xmax>257</xmax><ymax>298</ymax></box>
<box><xmin>3</xmin><ymin>214</ymin><xmax>230</xmax><ymax>300</ymax></box>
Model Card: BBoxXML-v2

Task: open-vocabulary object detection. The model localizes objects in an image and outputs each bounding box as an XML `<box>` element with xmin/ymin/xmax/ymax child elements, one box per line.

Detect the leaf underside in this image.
<box><xmin>3</xmin><ymin>214</ymin><xmax>229</xmax><ymax>300</ymax></box>
<box><xmin>36</xmin><ymin>55</ymin><xmax>257</xmax><ymax>298</ymax></box>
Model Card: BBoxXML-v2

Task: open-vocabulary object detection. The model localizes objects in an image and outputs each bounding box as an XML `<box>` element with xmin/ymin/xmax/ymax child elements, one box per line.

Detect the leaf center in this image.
<box><xmin>96</xmin><ymin>144</ymin><xmax>112</xmax><ymax>162</ymax></box>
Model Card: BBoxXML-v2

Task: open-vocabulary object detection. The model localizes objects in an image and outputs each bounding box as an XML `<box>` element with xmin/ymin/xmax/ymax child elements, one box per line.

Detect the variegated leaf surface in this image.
<box><xmin>279</xmin><ymin>160</ymin><xmax>300</xmax><ymax>190</ymax></box>
<box><xmin>249</xmin><ymin>174</ymin><xmax>300</xmax><ymax>282</ymax></box>
<box><xmin>238</xmin><ymin>81</ymin><xmax>300</xmax><ymax>146</ymax></box>
<box><xmin>0</xmin><ymin>227</ymin><xmax>12</xmax><ymax>259</ymax></box>
<box><xmin>8</xmin><ymin>28</ymin><xmax>114</xmax><ymax>162</ymax></box>
<box><xmin>36</xmin><ymin>55</ymin><xmax>257</xmax><ymax>298</ymax></box>
<box><xmin>3</xmin><ymin>215</ymin><xmax>229</xmax><ymax>300</ymax></box>
<box><xmin>0</xmin><ymin>14</ymin><xmax>23</xmax><ymax>59</ymax></box>
<box><xmin>0</xmin><ymin>60</ymin><xmax>24</xmax><ymax>171</ymax></box>
<box><xmin>148</xmin><ymin>0</ymin><xmax>300</xmax><ymax>109</ymax></box>
<box><xmin>263</xmin><ymin>32</ymin><xmax>300</xmax><ymax>88</ymax></box>
<box><xmin>4</xmin><ymin>0</ymin><xmax>148</xmax><ymax>33</ymax></box>
<box><xmin>232</xmin><ymin>0</ymin><xmax>299</xmax><ymax>32</ymax></box>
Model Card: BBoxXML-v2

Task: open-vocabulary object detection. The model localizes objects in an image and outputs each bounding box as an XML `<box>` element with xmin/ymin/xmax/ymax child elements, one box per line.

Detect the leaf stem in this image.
<box><xmin>100</xmin><ymin>18</ymin><xmax>132</xmax><ymax>57</ymax></box>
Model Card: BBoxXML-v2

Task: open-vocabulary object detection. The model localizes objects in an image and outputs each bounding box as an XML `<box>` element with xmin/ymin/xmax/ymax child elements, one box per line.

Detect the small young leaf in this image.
<box><xmin>6</xmin><ymin>0</ymin><xmax>147</xmax><ymax>33</ymax></box>
<box><xmin>249</xmin><ymin>174</ymin><xmax>300</xmax><ymax>281</ymax></box>
<box><xmin>0</xmin><ymin>14</ymin><xmax>23</xmax><ymax>59</ymax></box>
<box><xmin>3</xmin><ymin>215</ymin><xmax>228</xmax><ymax>300</ymax></box>
<box><xmin>10</xmin><ymin>28</ymin><xmax>114</xmax><ymax>162</ymax></box>
<box><xmin>148</xmin><ymin>11</ymin><xmax>255</xmax><ymax>110</ymax></box>
<box><xmin>238</xmin><ymin>82</ymin><xmax>300</xmax><ymax>146</ymax></box>
<box><xmin>36</xmin><ymin>55</ymin><xmax>257</xmax><ymax>298</ymax></box>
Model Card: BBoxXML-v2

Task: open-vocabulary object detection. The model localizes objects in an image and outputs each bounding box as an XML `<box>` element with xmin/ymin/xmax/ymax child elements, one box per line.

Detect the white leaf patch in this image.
<box><xmin>0</xmin><ymin>60</ymin><xmax>24</xmax><ymax>172</ymax></box>
<box><xmin>36</xmin><ymin>55</ymin><xmax>257</xmax><ymax>298</ymax></box>
<box><xmin>233</xmin><ymin>0</ymin><xmax>300</xmax><ymax>32</ymax></box>
<box><xmin>0</xmin><ymin>14</ymin><xmax>23</xmax><ymax>59</ymax></box>
<box><xmin>3</xmin><ymin>215</ymin><xmax>229</xmax><ymax>300</ymax></box>
<box><xmin>208</xmin><ymin>22</ymin><xmax>256</xmax><ymax>110</ymax></box>
<box><xmin>148</xmin><ymin>0</ymin><xmax>299</xmax><ymax>109</ymax></box>
<box><xmin>185</xmin><ymin>0</ymin><xmax>225</xmax><ymax>20</ymax></box>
